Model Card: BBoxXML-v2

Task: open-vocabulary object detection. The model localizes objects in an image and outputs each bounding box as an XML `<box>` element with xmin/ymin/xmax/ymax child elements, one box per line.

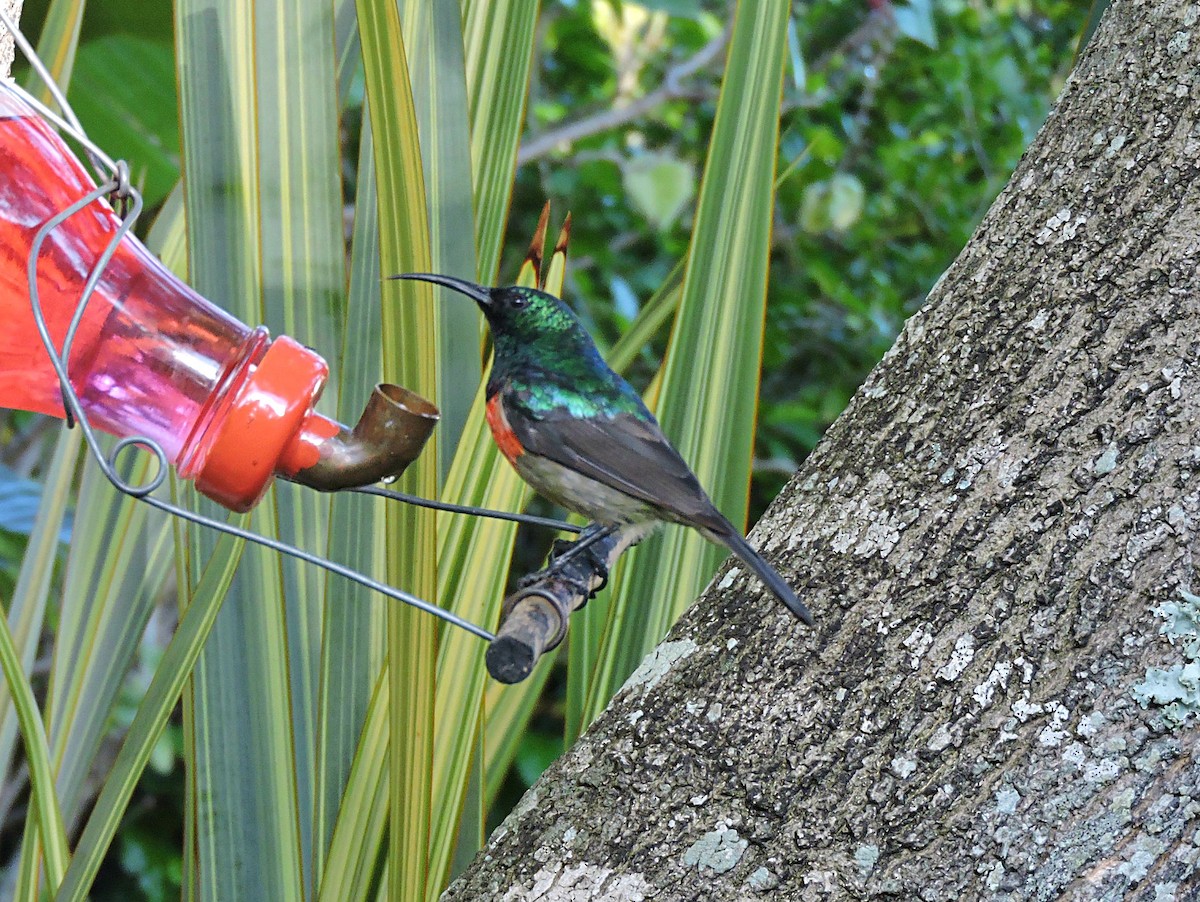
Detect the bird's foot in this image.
<box><xmin>514</xmin><ymin>570</ymin><xmax>543</xmax><ymax>591</ymax></box>
<box><xmin>513</xmin><ymin>525</ymin><xmax>616</xmax><ymax>608</ymax></box>
<box><xmin>528</xmin><ymin>528</ymin><xmax>612</xmax><ymax>603</ymax></box>
<box><xmin>554</xmin><ymin>539</ymin><xmax>610</xmax><ymax>603</ymax></box>
<box><xmin>547</xmin><ymin>524</ymin><xmax>613</xmax><ymax>567</ymax></box>
<box><xmin>514</xmin><ymin>538</ymin><xmax>608</xmax><ymax>591</ymax></box>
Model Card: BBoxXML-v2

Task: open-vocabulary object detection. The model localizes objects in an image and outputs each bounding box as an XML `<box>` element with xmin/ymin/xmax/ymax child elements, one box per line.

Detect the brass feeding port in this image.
<box><xmin>287</xmin><ymin>383</ymin><xmax>440</xmax><ymax>493</ymax></box>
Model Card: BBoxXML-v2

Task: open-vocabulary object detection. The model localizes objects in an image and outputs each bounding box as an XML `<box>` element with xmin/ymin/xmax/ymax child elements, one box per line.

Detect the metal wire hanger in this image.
<box><xmin>0</xmin><ymin>10</ymin><xmax>578</xmax><ymax>644</ymax></box>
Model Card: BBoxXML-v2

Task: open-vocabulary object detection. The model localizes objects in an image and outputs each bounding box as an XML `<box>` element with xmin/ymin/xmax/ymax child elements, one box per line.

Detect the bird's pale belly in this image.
<box><xmin>513</xmin><ymin>453</ymin><xmax>658</xmax><ymax>526</ymax></box>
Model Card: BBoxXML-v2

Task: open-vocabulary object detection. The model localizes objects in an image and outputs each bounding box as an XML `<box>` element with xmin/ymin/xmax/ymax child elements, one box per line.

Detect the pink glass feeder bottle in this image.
<box><xmin>0</xmin><ymin>83</ymin><xmax>437</xmax><ymax>511</ymax></box>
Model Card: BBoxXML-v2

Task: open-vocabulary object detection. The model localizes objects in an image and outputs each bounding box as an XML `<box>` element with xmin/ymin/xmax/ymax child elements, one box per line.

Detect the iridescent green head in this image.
<box><xmin>393</xmin><ymin>272</ymin><xmax>648</xmax><ymax>416</ymax></box>
<box><xmin>392</xmin><ymin>273</ymin><xmax>592</xmax><ymax>355</ymax></box>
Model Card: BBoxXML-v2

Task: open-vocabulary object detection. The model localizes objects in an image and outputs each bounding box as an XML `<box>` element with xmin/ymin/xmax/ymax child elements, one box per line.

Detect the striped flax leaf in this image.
<box><xmin>183</xmin><ymin>508</ymin><xmax>301</xmax><ymax>902</ymax></box>
<box><xmin>28</xmin><ymin>172</ymin><xmax>189</xmax><ymax>902</ymax></box>
<box><xmin>145</xmin><ymin>182</ymin><xmax>188</xmax><ymax>277</ymax></box>
<box><xmin>317</xmin><ymin>664</ymin><xmax>390</xmax><ymax>902</ymax></box>
<box><xmin>449</xmin><ymin>741</ymin><xmax>485</xmax><ymax>881</ymax></box>
<box><xmin>577</xmin><ymin>0</ymin><xmax>791</xmax><ymax>729</ymax></box>
<box><xmin>334</xmin><ymin>0</ymin><xmax>361</xmax><ymax>105</ymax></box>
<box><xmin>461</xmin><ymin>0</ymin><xmax>539</xmax><ymax>281</ymax></box>
<box><xmin>425</xmin><ymin>215</ymin><xmax>556</xmax><ymax>891</ymax></box>
<box><xmin>400</xmin><ymin>0</ymin><xmax>480</xmax><ymax>475</ymax></box>
<box><xmin>0</xmin><ymin>580</ymin><xmax>67</xmax><ymax>898</ymax></box>
<box><xmin>313</xmin><ymin>109</ymin><xmax>387</xmax><ymax>892</ymax></box>
<box><xmin>23</xmin><ymin>0</ymin><xmax>83</xmax><ymax>104</ymax></box>
<box><xmin>355</xmin><ymin>2</ymin><xmax>439</xmax><ymax>898</ymax></box>
<box><xmin>253</xmin><ymin>0</ymin><xmax>346</xmax><ymax>889</ymax></box>
<box><xmin>14</xmin><ymin>449</ymin><xmax>171</xmax><ymax>897</ymax></box>
<box><xmin>176</xmin><ymin>1</ymin><xmax>316</xmax><ymax>897</ymax></box>
<box><xmin>44</xmin><ymin>452</ymin><xmax>170</xmax><ymax>826</ymax></box>
<box><xmin>14</xmin><ymin>448</ymin><xmax>172</xmax><ymax>900</ymax></box>
<box><xmin>56</xmin><ymin>532</ymin><xmax>245</xmax><ymax>902</ymax></box>
<box><xmin>0</xmin><ymin>429</ymin><xmax>78</xmax><ymax>820</ymax></box>
<box><xmin>429</xmin><ymin>382</ymin><xmax>527</xmax><ymax>889</ymax></box>
<box><xmin>0</xmin><ymin>0</ymin><xmax>84</xmax><ymax>852</ymax></box>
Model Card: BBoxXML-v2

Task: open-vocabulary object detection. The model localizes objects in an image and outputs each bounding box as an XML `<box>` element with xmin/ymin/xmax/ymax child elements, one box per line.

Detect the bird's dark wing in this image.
<box><xmin>504</xmin><ymin>392</ymin><xmax>729</xmax><ymax>533</ymax></box>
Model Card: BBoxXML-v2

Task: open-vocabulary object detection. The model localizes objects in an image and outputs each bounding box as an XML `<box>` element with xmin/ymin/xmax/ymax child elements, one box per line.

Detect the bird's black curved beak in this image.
<box><xmin>391</xmin><ymin>273</ymin><xmax>492</xmax><ymax>307</ymax></box>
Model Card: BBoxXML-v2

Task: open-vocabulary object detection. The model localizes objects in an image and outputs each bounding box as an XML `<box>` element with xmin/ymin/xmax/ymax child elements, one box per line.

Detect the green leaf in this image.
<box><xmin>515</xmin><ymin>732</ymin><xmax>563</xmax><ymax>787</ymax></box>
<box><xmin>800</xmin><ymin>173</ymin><xmax>865</xmax><ymax>234</ymax></box>
<box><xmin>67</xmin><ymin>36</ymin><xmax>180</xmax><ymax>206</ymax></box>
<box><xmin>894</xmin><ymin>0</ymin><xmax>938</xmax><ymax>49</ymax></box>
<box><xmin>461</xmin><ymin>0</ymin><xmax>539</xmax><ymax>282</ymax></box>
<box><xmin>56</xmin><ymin>532</ymin><xmax>244</xmax><ymax>902</ymax></box>
<box><xmin>623</xmin><ymin>152</ymin><xmax>696</xmax><ymax>231</ymax></box>
<box><xmin>482</xmin><ymin>647</ymin><xmax>558</xmax><ymax>806</ymax></box>
<box><xmin>825</xmin><ymin>172</ymin><xmax>866</xmax><ymax>232</ymax></box>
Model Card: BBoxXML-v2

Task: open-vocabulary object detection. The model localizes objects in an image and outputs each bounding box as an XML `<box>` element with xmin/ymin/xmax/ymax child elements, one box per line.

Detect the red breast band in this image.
<box><xmin>485</xmin><ymin>393</ymin><xmax>525</xmax><ymax>463</ymax></box>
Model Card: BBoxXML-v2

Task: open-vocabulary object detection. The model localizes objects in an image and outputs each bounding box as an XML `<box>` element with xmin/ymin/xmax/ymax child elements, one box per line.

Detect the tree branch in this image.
<box><xmin>516</xmin><ymin>29</ymin><xmax>729</xmax><ymax>165</ymax></box>
<box><xmin>518</xmin><ymin>7</ymin><xmax>898</xmax><ymax>165</ymax></box>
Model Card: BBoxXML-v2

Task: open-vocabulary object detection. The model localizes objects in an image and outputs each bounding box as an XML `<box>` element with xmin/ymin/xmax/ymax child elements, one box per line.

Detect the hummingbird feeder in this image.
<box><xmin>0</xmin><ymin>13</ymin><xmax>505</xmax><ymax>642</ymax></box>
<box><xmin>0</xmin><ymin>79</ymin><xmax>439</xmax><ymax>512</ymax></box>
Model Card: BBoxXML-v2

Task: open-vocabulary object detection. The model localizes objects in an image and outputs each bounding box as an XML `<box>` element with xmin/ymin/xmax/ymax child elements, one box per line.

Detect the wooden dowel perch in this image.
<box><xmin>486</xmin><ymin>526</ymin><xmax>641</xmax><ymax>683</ymax></box>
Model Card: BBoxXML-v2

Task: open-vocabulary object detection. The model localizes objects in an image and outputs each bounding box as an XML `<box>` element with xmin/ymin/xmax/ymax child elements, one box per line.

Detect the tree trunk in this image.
<box><xmin>1</xmin><ymin>2</ymin><xmax>23</xmax><ymax>80</ymax></box>
<box><xmin>447</xmin><ymin>1</ymin><xmax>1200</xmax><ymax>899</ymax></box>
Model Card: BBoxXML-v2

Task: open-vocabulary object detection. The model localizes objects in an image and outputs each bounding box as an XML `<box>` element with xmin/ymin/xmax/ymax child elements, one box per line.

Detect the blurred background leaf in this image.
<box><xmin>67</xmin><ymin>35</ymin><xmax>179</xmax><ymax>207</ymax></box>
<box><xmin>623</xmin><ymin>152</ymin><xmax>695</xmax><ymax>231</ymax></box>
<box><xmin>0</xmin><ymin>464</ymin><xmax>72</xmax><ymax>542</ymax></box>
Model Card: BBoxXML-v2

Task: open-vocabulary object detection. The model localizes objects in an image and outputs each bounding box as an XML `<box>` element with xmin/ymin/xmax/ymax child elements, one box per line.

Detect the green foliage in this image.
<box><xmin>511</xmin><ymin>1</ymin><xmax>1084</xmax><ymax>513</ymax></box>
<box><xmin>800</xmin><ymin>172</ymin><xmax>866</xmax><ymax>234</ymax></box>
<box><xmin>67</xmin><ymin>36</ymin><xmax>179</xmax><ymax>207</ymax></box>
<box><xmin>623</xmin><ymin>152</ymin><xmax>695</xmax><ymax>231</ymax></box>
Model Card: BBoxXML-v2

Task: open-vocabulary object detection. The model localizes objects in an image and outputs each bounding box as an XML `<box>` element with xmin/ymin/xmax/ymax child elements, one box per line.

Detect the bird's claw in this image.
<box><xmin>548</xmin><ymin>537</ymin><xmax>575</xmax><ymax>560</ymax></box>
<box><xmin>515</xmin><ymin>570</ymin><xmax>543</xmax><ymax>591</ymax></box>
<box><xmin>514</xmin><ymin>530</ymin><xmax>611</xmax><ymax>604</ymax></box>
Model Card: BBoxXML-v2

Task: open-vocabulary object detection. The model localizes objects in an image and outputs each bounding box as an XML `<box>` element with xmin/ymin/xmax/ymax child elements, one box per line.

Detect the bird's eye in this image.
<box><xmin>511</xmin><ymin>295</ymin><xmax>528</xmax><ymax>309</ymax></box>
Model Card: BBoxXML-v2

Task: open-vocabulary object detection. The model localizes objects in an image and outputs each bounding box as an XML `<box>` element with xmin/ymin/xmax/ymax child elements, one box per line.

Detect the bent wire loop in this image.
<box><xmin>1</xmin><ymin>11</ymin><xmax>580</xmax><ymax>644</ymax></box>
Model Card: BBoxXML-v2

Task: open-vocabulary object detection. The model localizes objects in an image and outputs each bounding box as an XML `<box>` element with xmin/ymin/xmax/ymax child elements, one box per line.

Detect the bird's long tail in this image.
<box><xmin>709</xmin><ymin>527</ymin><xmax>814</xmax><ymax>626</ymax></box>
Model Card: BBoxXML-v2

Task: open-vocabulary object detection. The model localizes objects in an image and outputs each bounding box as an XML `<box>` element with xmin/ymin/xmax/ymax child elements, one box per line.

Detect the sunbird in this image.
<box><xmin>393</xmin><ymin>274</ymin><xmax>813</xmax><ymax>626</ymax></box>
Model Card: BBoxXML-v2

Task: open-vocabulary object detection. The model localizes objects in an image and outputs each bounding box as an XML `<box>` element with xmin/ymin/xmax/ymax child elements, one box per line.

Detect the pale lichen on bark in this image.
<box><xmin>445</xmin><ymin>1</ymin><xmax>1200</xmax><ymax>899</ymax></box>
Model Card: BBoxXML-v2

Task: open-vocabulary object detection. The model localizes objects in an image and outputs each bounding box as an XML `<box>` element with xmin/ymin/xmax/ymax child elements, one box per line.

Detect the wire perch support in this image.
<box><xmin>0</xmin><ymin>9</ymin><xmax>588</xmax><ymax>646</ymax></box>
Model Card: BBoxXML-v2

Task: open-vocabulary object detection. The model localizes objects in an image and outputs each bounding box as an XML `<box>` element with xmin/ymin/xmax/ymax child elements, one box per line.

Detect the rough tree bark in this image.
<box><xmin>0</xmin><ymin>1</ymin><xmax>24</xmax><ymax>81</ymax></box>
<box><xmin>447</xmin><ymin>1</ymin><xmax>1200</xmax><ymax>899</ymax></box>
